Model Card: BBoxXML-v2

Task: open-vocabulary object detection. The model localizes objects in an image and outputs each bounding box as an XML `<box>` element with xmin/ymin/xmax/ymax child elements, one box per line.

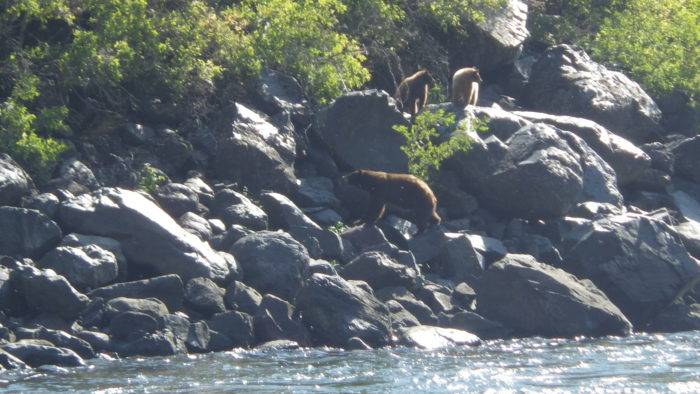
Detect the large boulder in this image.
<box><xmin>46</xmin><ymin>158</ymin><xmax>99</xmax><ymax>195</ymax></box>
<box><xmin>211</xmin><ymin>189</ymin><xmax>268</xmax><ymax>230</ymax></box>
<box><xmin>1</xmin><ymin>340</ymin><xmax>84</xmax><ymax>368</ymax></box>
<box><xmin>0</xmin><ymin>154</ymin><xmax>34</xmax><ymax>206</ymax></box>
<box><xmin>153</xmin><ymin>182</ymin><xmax>202</xmax><ymax>218</ymax></box>
<box><xmin>476</xmin><ymin>254</ymin><xmax>632</xmax><ymax>338</ymax></box>
<box><xmin>61</xmin><ymin>233</ymin><xmax>127</xmax><ymax>280</ymax></box>
<box><xmin>259</xmin><ymin>192</ymin><xmax>342</xmax><ymax>259</ymax></box>
<box><xmin>254</xmin><ymin>294</ymin><xmax>309</xmax><ymax>344</ymax></box>
<box><xmin>513</xmin><ymin>111</ymin><xmax>651</xmax><ymax>185</ymax></box>
<box><xmin>89</xmin><ymin>274</ymin><xmax>184</xmax><ymax>311</ymax></box>
<box><xmin>230</xmin><ymin>231</ymin><xmax>309</xmax><ymax>300</ymax></box>
<box><xmin>184</xmin><ymin>277</ymin><xmax>226</xmax><ymax>317</ymax></box>
<box><xmin>213</xmin><ymin>103</ymin><xmax>298</xmax><ymax>195</ymax></box>
<box><xmin>58</xmin><ymin>188</ymin><xmax>233</xmax><ymax>282</ymax></box>
<box><xmin>447</xmin><ymin>122</ymin><xmax>622</xmax><ymax>219</ymax></box>
<box><xmin>314</xmin><ymin>90</ymin><xmax>409</xmax><ymax>173</ymax></box>
<box><xmin>295</xmin><ymin>273</ymin><xmax>392</xmax><ymax>347</ymax></box>
<box><xmin>0</xmin><ymin>207</ymin><xmax>61</xmax><ymax>258</ymax></box>
<box><xmin>38</xmin><ymin>245</ymin><xmax>118</xmax><ymax>290</ymax></box>
<box><xmin>526</xmin><ymin>45</ymin><xmax>663</xmax><ymax>143</ymax></box>
<box><xmin>340</xmin><ymin>251</ymin><xmax>419</xmax><ymax>290</ymax></box>
<box><xmin>564</xmin><ymin>213</ymin><xmax>700</xmax><ymax>326</ymax></box>
<box><xmin>13</xmin><ymin>265</ymin><xmax>89</xmax><ymax>320</ymax></box>
<box><xmin>448</xmin><ymin>0</ymin><xmax>529</xmax><ymax>72</ymax></box>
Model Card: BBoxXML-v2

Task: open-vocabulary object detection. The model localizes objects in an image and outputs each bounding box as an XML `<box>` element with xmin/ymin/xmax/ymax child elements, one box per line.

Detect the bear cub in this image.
<box><xmin>451</xmin><ymin>67</ymin><xmax>482</xmax><ymax>108</ymax></box>
<box><xmin>394</xmin><ymin>69</ymin><xmax>433</xmax><ymax>117</ymax></box>
<box><xmin>344</xmin><ymin>169</ymin><xmax>441</xmax><ymax>234</ymax></box>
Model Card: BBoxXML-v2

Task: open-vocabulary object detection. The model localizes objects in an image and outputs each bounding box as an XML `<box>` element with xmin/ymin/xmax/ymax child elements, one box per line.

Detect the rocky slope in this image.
<box><xmin>0</xmin><ymin>6</ymin><xmax>699</xmax><ymax>370</ymax></box>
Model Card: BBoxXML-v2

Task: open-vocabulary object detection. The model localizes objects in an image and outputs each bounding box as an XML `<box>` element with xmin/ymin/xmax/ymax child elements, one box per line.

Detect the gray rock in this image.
<box><xmin>22</xmin><ymin>193</ymin><xmax>59</xmax><ymax>218</ymax></box>
<box><xmin>61</xmin><ymin>233</ymin><xmax>127</xmax><ymax>281</ymax></box>
<box><xmin>19</xmin><ymin>327</ymin><xmax>95</xmax><ymax>359</ymax></box>
<box><xmin>296</xmin><ymin>177</ymin><xmax>341</xmax><ymax>208</ymax></box>
<box><xmin>670</xmin><ymin>136</ymin><xmax>700</xmax><ymax>183</ymax></box>
<box><xmin>417</xmin><ymin>284</ymin><xmax>454</xmax><ymax>314</ymax></box>
<box><xmin>2</xmin><ymin>340</ymin><xmax>84</xmax><ymax>368</ymax></box>
<box><xmin>477</xmin><ymin>254</ymin><xmax>632</xmax><ymax>337</ymax></box>
<box><xmin>183</xmin><ymin>175</ymin><xmax>215</xmax><ymax>205</ymax></box>
<box><xmin>451</xmin><ymin>0</ymin><xmax>528</xmax><ymax>72</ymax></box>
<box><xmin>104</xmin><ymin>297</ymin><xmax>169</xmax><ymax>321</ymax></box>
<box><xmin>340</xmin><ymin>251</ymin><xmax>419</xmax><ymax>290</ymax></box>
<box><xmin>89</xmin><ymin>274</ymin><xmax>184</xmax><ymax>311</ymax></box>
<box><xmin>109</xmin><ymin>311</ymin><xmax>159</xmax><ymax>340</ymax></box>
<box><xmin>115</xmin><ymin>330</ymin><xmax>181</xmax><ymax>357</ymax></box>
<box><xmin>207</xmin><ymin>311</ymin><xmax>255</xmax><ymax>348</ymax></box>
<box><xmin>514</xmin><ymin>111</ymin><xmax>651</xmax><ymax>185</ymax></box>
<box><xmin>38</xmin><ymin>245</ymin><xmax>118</xmax><ymax>290</ymax></box>
<box><xmin>447</xmin><ymin>122</ymin><xmax>622</xmax><ymax>219</ymax></box>
<box><xmin>230</xmin><ymin>231</ymin><xmax>309</xmax><ymax>300</ymax></box>
<box><xmin>452</xmin><ymin>282</ymin><xmax>477</xmax><ymax>310</ymax></box>
<box><xmin>178</xmin><ymin>212</ymin><xmax>213</xmax><ymax>241</ymax></box>
<box><xmin>47</xmin><ymin>158</ymin><xmax>99</xmax><ymax>195</ymax></box>
<box><xmin>0</xmin><ymin>153</ymin><xmax>35</xmax><ymax>206</ymax></box>
<box><xmin>675</xmin><ymin>221</ymin><xmax>700</xmax><ymax>259</ymax></box>
<box><xmin>224</xmin><ymin>281</ymin><xmax>262</xmax><ymax>315</ymax></box>
<box><xmin>296</xmin><ymin>273</ymin><xmax>392</xmax><ymax>347</ymax></box>
<box><xmin>213</xmin><ymin>103</ymin><xmax>298</xmax><ymax>195</ymax></box>
<box><xmin>564</xmin><ymin>213</ymin><xmax>700</xmax><ymax>326</ymax></box>
<box><xmin>14</xmin><ymin>265</ymin><xmax>89</xmax><ymax>320</ymax></box>
<box><xmin>254</xmin><ymin>294</ymin><xmax>308</xmax><ymax>344</ymax></box>
<box><xmin>314</xmin><ymin>90</ymin><xmax>409</xmax><ymax>173</ymax></box>
<box><xmin>212</xmin><ymin>189</ymin><xmax>268</xmax><ymax>230</ymax></box>
<box><xmin>0</xmin><ymin>349</ymin><xmax>28</xmax><ymax>370</ymax></box>
<box><xmin>153</xmin><ymin>182</ymin><xmax>202</xmax><ymax>218</ymax></box>
<box><xmin>73</xmin><ymin>330</ymin><xmax>111</xmax><ymax>353</ymax></box>
<box><xmin>211</xmin><ymin>224</ymin><xmax>254</xmax><ymax>252</ymax></box>
<box><xmin>385</xmin><ymin>300</ymin><xmax>421</xmax><ymax>329</ymax></box>
<box><xmin>305</xmin><ymin>259</ymin><xmax>338</xmax><ymax>277</ymax></box>
<box><xmin>0</xmin><ymin>207</ymin><xmax>61</xmax><ymax>258</ymax></box>
<box><xmin>255</xmin><ymin>339</ymin><xmax>300</xmax><ymax>351</ymax></box>
<box><xmin>259</xmin><ymin>192</ymin><xmax>342</xmax><ymax>259</ymax></box>
<box><xmin>397</xmin><ymin>326</ymin><xmax>480</xmax><ymax>350</ymax></box>
<box><xmin>526</xmin><ymin>45</ymin><xmax>663</xmax><ymax>143</ymax></box>
<box><xmin>184</xmin><ymin>277</ymin><xmax>226</xmax><ymax>317</ymax></box>
<box><xmin>58</xmin><ymin>188</ymin><xmax>233</xmax><ymax>282</ymax></box>
<box><xmin>647</xmin><ymin>303</ymin><xmax>700</xmax><ymax>333</ymax></box>
<box><xmin>255</xmin><ymin>69</ymin><xmax>307</xmax><ymax>118</ymax></box>
<box><xmin>187</xmin><ymin>321</ymin><xmax>211</xmax><ymax>353</ymax></box>
<box><xmin>376</xmin><ymin>287</ymin><xmax>438</xmax><ymax>325</ymax></box>
<box><xmin>443</xmin><ymin>311</ymin><xmax>513</xmax><ymax>339</ymax></box>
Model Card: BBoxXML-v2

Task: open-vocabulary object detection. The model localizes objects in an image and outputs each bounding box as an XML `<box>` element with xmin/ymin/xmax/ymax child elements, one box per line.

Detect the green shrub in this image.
<box><xmin>392</xmin><ymin>108</ymin><xmax>472</xmax><ymax>182</ymax></box>
<box><xmin>592</xmin><ymin>0</ymin><xmax>699</xmax><ymax>97</ymax></box>
<box><xmin>138</xmin><ymin>163</ymin><xmax>167</xmax><ymax>194</ymax></box>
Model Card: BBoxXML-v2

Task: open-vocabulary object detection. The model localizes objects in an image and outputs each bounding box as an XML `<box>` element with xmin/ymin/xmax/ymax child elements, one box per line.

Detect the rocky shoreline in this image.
<box><xmin>1</xmin><ymin>9</ymin><xmax>699</xmax><ymax>372</ymax></box>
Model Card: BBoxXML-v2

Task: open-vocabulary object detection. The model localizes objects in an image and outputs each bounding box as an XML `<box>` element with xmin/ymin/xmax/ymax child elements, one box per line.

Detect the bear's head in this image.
<box><xmin>343</xmin><ymin>169</ymin><xmax>376</xmax><ymax>190</ymax></box>
<box><xmin>473</xmin><ymin>68</ymin><xmax>483</xmax><ymax>84</ymax></box>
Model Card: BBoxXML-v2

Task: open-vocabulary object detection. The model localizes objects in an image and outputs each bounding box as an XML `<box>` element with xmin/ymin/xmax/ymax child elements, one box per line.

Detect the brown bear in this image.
<box><xmin>344</xmin><ymin>169</ymin><xmax>441</xmax><ymax>234</ymax></box>
<box><xmin>394</xmin><ymin>69</ymin><xmax>433</xmax><ymax>116</ymax></box>
<box><xmin>451</xmin><ymin>67</ymin><xmax>482</xmax><ymax>108</ymax></box>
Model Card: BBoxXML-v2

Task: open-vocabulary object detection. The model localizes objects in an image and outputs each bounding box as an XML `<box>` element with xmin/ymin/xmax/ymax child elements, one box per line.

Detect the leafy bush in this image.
<box><xmin>392</xmin><ymin>109</ymin><xmax>472</xmax><ymax>181</ymax></box>
<box><xmin>137</xmin><ymin>163</ymin><xmax>167</xmax><ymax>194</ymax></box>
<box><xmin>592</xmin><ymin>0</ymin><xmax>699</xmax><ymax>97</ymax></box>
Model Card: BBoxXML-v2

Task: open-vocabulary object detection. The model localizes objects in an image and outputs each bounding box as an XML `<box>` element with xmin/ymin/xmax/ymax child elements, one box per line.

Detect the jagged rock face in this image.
<box><xmin>314</xmin><ymin>90</ymin><xmax>410</xmax><ymax>173</ymax></box>
<box><xmin>670</xmin><ymin>136</ymin><xmax>700</xmax><ymax>183</ymax></box>
<box><xmin>449</xmin><ymin>0</ymin><xmax>529</xmax><ymax>72</ymax></box>
<box><xmin>526</xmin><ymin>45</ymin><xmax>663</xmax><ymax>143</ymax></box>
<box><xmin>476</xmin><ymin>254</ymin><xmax>632</xmax><ymax>337</ymax></box>
<box><xmin>295</xmin><ymin>273</ymin><xmax>392</xmax><ymax>348</ymax></box>
<box><xmin>513</xmin><ymin>111</ymin><xmax>651</xmax><ymax>185</ymax></box>
<box><xmin>230</xmin><ymin>231</ymin><xmax>309</xmax><ymax>301</ymax></box>
<box><xmin>564</xmin><ymin>213</ymin><xmax>700</xmax><ymax>326</ymax></box>
<box><xmin>0</xmin><ymin>154</ymin><xmax>35</xmax><ymax>206</ymax></box>
<box><xmin>447</xmin><ymin>122</ymin><xmax>622</xmax><ymax>219</ymax></box>
<box><xmin>0</xmin><ymin>207</ymin><xmax>62</xmax><ymax>258</ymax></box>
<box><xmin>213</xmin><ymin>103</ymin><xmax>298</xmax><ymax>195</ymax></box>
<box><xmin>57</xmin><ymin>187</ymin><xmax>234</xmax><ymax>282</ymax></box>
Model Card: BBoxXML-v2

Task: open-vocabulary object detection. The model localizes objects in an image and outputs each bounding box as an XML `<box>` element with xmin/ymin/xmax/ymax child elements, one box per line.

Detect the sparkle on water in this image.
<box><xmin>1</xmin><ymin>332</ymin><xmax>698</xmax><ymax>393</ymax></box>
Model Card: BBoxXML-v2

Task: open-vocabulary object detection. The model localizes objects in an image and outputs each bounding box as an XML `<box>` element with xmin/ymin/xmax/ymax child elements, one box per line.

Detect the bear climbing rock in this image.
<box><xmin>394</xmin><ymin>69</ymin><xmax>433</xmax><ymax>116</ymax></box>
<box><xmin>344</xmin><ymin>169</ymin><xmax>441</xmax><ymax>234</ymax></box>
<box><xmin>451</xmin><ymin>67</ymin><xmax>482</xmax><ymax>108</ymax></box>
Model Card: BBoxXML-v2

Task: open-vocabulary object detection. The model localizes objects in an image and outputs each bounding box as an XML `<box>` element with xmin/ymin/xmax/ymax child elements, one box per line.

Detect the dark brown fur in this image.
<box><xmin>394</xmin><ymin>69</ymin><xmax>433</xmax><ymax>116</ymax></box>
<box><xmin>344</xmin><ymin>169</ymin><xmax>441</xmax><ymax>233</ymax></box>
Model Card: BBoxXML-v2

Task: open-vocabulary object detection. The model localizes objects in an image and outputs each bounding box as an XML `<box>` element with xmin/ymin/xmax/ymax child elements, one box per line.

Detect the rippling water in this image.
<box><xmin>1</xmin><ymin>331</ymin><xmax>698</xmax><ymax>393</ymax></box>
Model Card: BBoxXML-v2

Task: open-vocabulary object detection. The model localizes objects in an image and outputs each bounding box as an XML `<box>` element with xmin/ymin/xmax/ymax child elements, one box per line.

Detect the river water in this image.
<box><xmin>1</xmin><ymin>331</ymin><xmax>698</xmax><ymax>393</ymax></box>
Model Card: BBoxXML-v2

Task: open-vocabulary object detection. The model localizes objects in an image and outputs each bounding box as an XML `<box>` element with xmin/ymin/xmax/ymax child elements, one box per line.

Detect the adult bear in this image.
<box><xmin>344</xmin><ymin>169</ymin><xmax>441</xmax><ymax>234</ymax></box>
<box><xmin>394</xmin><ymin>69</ymin><xmax>433</xmax><ymax>116</ymax></box>
<box><xmin>451</xmin><ymin>67</ymin><xmax>482</xmax><ymax>108</ymax></box>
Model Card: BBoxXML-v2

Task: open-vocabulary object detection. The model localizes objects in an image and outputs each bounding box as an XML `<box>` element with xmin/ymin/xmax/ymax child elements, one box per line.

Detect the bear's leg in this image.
<box><xmin>364</xmin><ymin>198</ymin><xmax>386</xmax><ymax>224</ymax></box>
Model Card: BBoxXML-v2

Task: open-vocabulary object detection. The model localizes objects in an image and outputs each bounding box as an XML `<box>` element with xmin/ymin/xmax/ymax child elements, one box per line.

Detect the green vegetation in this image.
<box><xmin>327</xmin><ymin>222</ymin><xmax>349</xmax><ymax>235</ymax></box>
<box><xmin>530</xmin><ymin>0</ymin><xmax>698</xmax><ymax>99</ymax></box>
<box><xmin>137</xmin><ymin>163</ymin><xmax>167</xmax><ymax>194</ymax></box>
<box><xmin>392</xmin><ymin>109</ymin><xmax>472</xmax><ymax>182</ymax></box>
